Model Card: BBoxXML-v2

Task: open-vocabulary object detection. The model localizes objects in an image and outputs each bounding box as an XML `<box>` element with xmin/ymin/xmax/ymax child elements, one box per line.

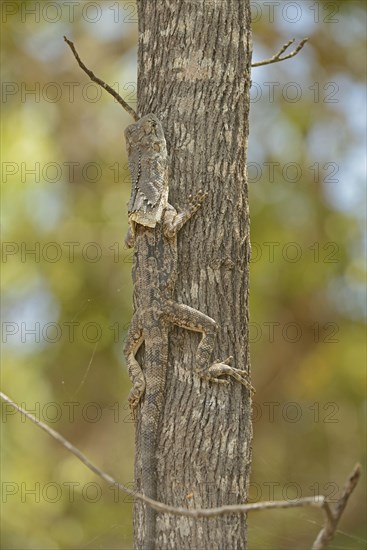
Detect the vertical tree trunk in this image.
<box><xmin>134</xmin><ymin>2</ymin><xmax>253</xmax><ymax>548</ymax></box>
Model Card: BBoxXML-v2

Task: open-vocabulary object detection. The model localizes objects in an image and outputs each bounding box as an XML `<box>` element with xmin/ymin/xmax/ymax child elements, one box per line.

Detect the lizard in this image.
<box><xmin>123</xmin><ymin>113</ymin><xmax>254</xmax><ymax>550</ymax></box>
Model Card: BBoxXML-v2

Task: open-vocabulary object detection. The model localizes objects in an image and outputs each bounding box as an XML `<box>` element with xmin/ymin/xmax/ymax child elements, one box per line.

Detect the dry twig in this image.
<box><xmin>252</xmin><ymin>37</ymin><xmax>309</xmax><ymax>67</ymax></box>
<box><xmin>312</xmin><ymin>463</ymin><xmax>362</xmax><ymax>549</ymax></box>
<box><xmin>63</xmin><ymin>36</ymin><xmax>138</xmax><ymax>121</ymax></box>
<box><xmin>1</xmin><ymin>390</ymin><xmax>360</xmax><ymax>549</ymax></box>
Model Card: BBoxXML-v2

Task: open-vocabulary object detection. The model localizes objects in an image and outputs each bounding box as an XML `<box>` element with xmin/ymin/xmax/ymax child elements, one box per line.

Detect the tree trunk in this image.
<box><xmin>134</xmin><ymin>2</ymin><xmax>253</xmax><ymax>548</ymax></box>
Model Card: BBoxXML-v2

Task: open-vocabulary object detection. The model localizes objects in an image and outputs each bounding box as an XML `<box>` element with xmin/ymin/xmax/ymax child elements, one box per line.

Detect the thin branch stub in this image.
<box><xmin>63</xmin><ymin>36</ymin><xmax>138</xmax><ymax>121</ymax></box>
<box><xmin>252</xmin><ymin>37</ymin><xmax>309</xmax><ymax>67</ymax></box>
<box><xmin>312</xmin><ymin>463</ymin><xmax>362</xmax><ymax>550</ymax></box>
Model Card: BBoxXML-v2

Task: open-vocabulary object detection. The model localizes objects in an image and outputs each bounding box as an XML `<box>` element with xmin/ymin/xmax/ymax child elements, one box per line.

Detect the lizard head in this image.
<box><xmin>125</xmin><ymin>113</ymin><xmax>169</xmax><ymax>229</ymax></box>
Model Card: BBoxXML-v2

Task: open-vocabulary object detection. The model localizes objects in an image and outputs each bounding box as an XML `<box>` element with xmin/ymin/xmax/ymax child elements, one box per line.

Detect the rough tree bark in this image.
<box><xmin>134</xmin><ymin>2</ymin><xmax>253</xmax><ymax>548</ymax></box>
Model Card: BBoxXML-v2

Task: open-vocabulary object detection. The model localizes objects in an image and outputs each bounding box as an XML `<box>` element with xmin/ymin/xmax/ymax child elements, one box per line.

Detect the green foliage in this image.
<box><xmin>1</xmin><ymin>1</ymin><xmax>365</xmax><ymax>548</ymax></box>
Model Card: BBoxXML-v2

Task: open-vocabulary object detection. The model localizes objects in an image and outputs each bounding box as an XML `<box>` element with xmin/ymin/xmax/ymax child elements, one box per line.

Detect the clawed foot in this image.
<box><xmin>128</xmin><ymin>381</ymin><xmax>146</xmax><ymax>419</ymax></box>
<box><xmin>188</xmin><ymin>190</ymin><xmax>208</xmax><ymax>213</ymax></box>
<box><xmin>202</xmin><ymin>356</ymin><xmax>256</xmax><ymax>394</ymax></box>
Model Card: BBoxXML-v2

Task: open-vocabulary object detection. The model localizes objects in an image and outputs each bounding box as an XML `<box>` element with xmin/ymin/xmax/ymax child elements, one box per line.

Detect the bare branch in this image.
<box><xmin>63</xmin><ymin>36</ymin><xmax>138</xmax><ymax>121</ymax></box>
<box><xmin>312</xmin><ymin>463</ymin><xmax>362</xmax><ymax>550</ymax></box>
<box><xmin>252</xmin><ymin>38</ymin><xmax>309</xmax><ymax>68</ymax></box>
<box><xmin>1</xmin><ymin>390</ymin><xmax>360</xmax><ymax>538</ymax></box>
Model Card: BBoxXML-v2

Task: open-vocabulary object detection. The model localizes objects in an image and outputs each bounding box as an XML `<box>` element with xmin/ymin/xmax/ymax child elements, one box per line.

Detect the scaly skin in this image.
<box><xmin>123</xmin><ymin>114</ymin><xmax>254</xmax><ymax>550</ymax></box>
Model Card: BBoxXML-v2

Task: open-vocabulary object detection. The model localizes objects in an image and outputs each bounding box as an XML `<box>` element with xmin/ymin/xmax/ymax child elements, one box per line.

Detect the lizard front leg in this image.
<box><xmin>162</xmin><ymin>300</ymin><xmax>255</xmax><ymax>393</ymax></box>
<box><xmin>163</xmin><ymin>191</ymin><xmax>208</xmax><ymax>237</ymax></box>
<box><xmin>124</xmin><ymin>225</ymin><xmax>135</xmax><ymax>248</ymax></box>
<box><xmin>123</xmin><ymin>312</ymin><xmax>145</xmax><ymax>412</ymax></box>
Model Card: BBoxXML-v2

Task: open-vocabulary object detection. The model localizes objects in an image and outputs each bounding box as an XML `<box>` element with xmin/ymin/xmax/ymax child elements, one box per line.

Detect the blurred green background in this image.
<box><xmin>1</xmin><ymin>1</ymin><xmax>366</xmax><ymax>549</ymax></box>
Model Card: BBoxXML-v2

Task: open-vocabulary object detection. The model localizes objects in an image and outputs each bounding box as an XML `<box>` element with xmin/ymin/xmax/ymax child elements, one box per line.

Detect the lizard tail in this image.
<box><xmin>140</xmin><ymin>339</ymin><xmax>167</xmax><ymax>550</ymax></box>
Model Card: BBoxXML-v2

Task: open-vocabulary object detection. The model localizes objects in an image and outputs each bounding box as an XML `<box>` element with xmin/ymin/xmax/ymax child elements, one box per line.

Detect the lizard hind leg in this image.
<box><xmin>163</xmin><ymin>300</ymin><xmax>255</xmax><ymax>393</ymax></box>
<box><xmin>123</xmin><ymin>313</ymin><xmax>146</xmax><ymax>413</ymax></box>
<box><xmin>209</xmin><ymin>358</ymin><xmax>255</xmax><ymax>393</ymax></box>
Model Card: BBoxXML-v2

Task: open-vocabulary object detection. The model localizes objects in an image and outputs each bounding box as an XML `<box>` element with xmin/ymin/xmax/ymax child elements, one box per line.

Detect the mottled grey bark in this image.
<box><xmin>134</xmin><ymin>2</ymin><xmax>253</xmax><ymax>548</ymax></box>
